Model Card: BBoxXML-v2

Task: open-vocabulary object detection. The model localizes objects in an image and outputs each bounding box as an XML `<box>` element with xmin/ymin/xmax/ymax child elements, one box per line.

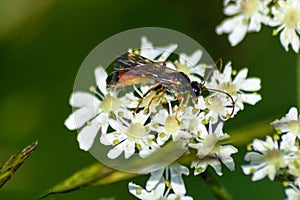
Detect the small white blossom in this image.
<box><xmin>271</xmin><ymin>107</ymin><xmax>300</xmax><ymax>142</ymax></box>
<box><xmin>189</xmin><ymin>123</ymin><xmax>238</xmax><ymax>176</ymax></box>
<box><xmin>151</xmin><ymin>108</ymin><xmax>191</xmax><ymax>146</ymax></box>
<box><xmin>209</xmin><ymin>61</ymin><xmax>262</xmax><ymax>113</ymax></box>
<box><xmin>129</xmin><ymin>178</ymin><xmax>193</xmax><ymax>200</ymax></box>
<box><xmin>101</xmin><ymin>111</ymin><xmax>159</xmax><ymax>159</ymax></box>
<box><xmin>241</xmin><ymin>135</ymin><xmax>296</xmax><ymax>181</ymax></box>
<box><xmin>65</xmin><ymin>67</ymin><xmax>125</xmax><ymax>151</ymax></box>
<box><xmin>285</xmin><ymin>186</ymin><xmax>300</xmax><ymax>200</ymax></box>
<box><xmin>269</xmin><ymin>0</ymin><xmax>300</xmax><ymax>52</ymax></box>
<box><xmin>216</xmin><ymin>0</ymin><xmax>270</xmax><ymax>46</ymax></box>
<box><xmin>146</xmin><ymin>163</ymin><xmax>189</xmax><ymax>195</ymax></box>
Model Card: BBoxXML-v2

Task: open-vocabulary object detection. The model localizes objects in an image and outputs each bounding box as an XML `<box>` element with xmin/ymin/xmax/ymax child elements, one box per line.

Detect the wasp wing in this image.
<box><xmin>122</xmin><ymin>63</ymin><xmax>182</xmax><ymax>85</ymax></box>
<box><xmin>113</xmin><ymin>52</ymin><xmax>155</xmax><ymax>70</ymax></box>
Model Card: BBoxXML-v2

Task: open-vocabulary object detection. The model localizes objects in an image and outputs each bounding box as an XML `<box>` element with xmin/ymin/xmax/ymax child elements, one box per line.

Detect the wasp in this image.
<box><xmin>106</xmin><ymin>52</ymin><xmax>235</xmax><ymax>120</ymax></box>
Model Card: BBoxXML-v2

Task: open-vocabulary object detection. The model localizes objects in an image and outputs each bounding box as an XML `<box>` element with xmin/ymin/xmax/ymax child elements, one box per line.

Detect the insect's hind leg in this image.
<box><xmin>174</xmin><ymin>94</ymin><xmax>185</xmax><ymax>122</ymax></box>
<box><xmin>144</xmin><ymin>89</ymin><xmax>166</xmax><ymax>114</ymax></box>
<box><xmin>133</xmin><ymin>83</ymin><xmax>162</xmax><ymax>114</ymax></box>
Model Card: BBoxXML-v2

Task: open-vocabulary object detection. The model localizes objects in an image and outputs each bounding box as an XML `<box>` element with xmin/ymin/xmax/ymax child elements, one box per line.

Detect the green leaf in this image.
<box><xmin>0</xmin><ymin>140</ymin><xmax>38</xmax><ymax>188</ymax></box>
<box><xmin>36</xmin><ymin>163</ymin><xmax>136</xmax><ymax>200</ymax></box>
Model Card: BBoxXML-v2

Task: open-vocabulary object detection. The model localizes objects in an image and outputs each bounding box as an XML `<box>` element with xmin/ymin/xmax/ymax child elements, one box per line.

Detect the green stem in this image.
<box><xmin>200</xmin><ymin>170</ymin><xmax>232</xmax><ymax>200</ymax></box>
<box><xmin>297</xmin><ymin>53</ymin><xmax>300</xmax><ymax>109</ymax></box>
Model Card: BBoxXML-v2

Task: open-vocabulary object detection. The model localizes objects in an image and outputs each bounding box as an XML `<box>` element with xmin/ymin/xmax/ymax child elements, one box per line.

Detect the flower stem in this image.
<box><xmin>201</xmin><ymin>170</ymin><xmax>232</xmax><ymax>200</ymax></box>
<box><xmin>297</xmin><ymin>53</ymin><xmax>300</xmax><ymax>109</ymax></box>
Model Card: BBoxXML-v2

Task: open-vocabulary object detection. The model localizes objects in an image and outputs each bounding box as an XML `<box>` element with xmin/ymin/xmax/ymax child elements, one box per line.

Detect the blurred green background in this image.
<box><xmin>0</xmin><ymin>0</ymin><xmax>296</xmax><ymax>199</ymax></box>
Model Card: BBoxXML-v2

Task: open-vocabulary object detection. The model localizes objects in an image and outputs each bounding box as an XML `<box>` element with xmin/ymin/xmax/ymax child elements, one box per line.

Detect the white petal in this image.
<box><xmin>266</xmin><ymin>165</ymin><xmax>276</xmax><ymax>181</ymax></box>
<box><xmin>280</xmin><ymin>28</ymin><xmax>300</xmax><ymax>53</ymax></box>
<box><xmin>233</xmin><ymin>68</ymin><xmax>248</xmax><ymax>85</ymax></box>
<box><xmin>208</xmin><ymin>159</ymin><xmax>222</xmax><ymax>176</ymax></box>
<box><xmin>95</xmin><ymin>66</ymin><xmax>108</xmax><ymax>95</ymax></box>
<box><xmin>241</xmin><ymin>164</ymin><xmax>258</xmax><ymax>175</ymax></box>
<box><xmin>240</xmin><ymin>78</ymin><xmax>261</xmax><ymax>91</ymax></box>
<box><xmin>286</xmin><ymin>107</ymin><xmax>299</xmax><ymax>121</ymax></box>
<box><xmin>180</xmin><ymin>50</ymin><xmax>202</xmax><ymax>67</ymax></box>
<box><xmin>216</xmin><ymin>18</ymin><xmax>236</xmax><ymax>35</ymax></box>
<box><xmin>107</xmin><ymin>142</ymin><xmax>126</xmax><ymax>159</ymax></box>
<box><xmin>100</xmin><ymin>132</ymin><xmax>111</xmax><ymax>145</ymax></box>
<box><xmin>158</xmin><ymin>44</ymin><xmax>178</xmax><ymax>61</ymax></box>
<box><xmin>219</xmin><ymin>145</ymin><xmax>238</xmax><ymax>171</ymax></box>
<box><xmin>128</xmin><ymin>182</ymin><xmax>154</xmax><ymax>200</ymax></box>
<box><xmin>248</xmin><ymin>14</ymin><xmax>262</xmax><ymax>32</ymax></box>
<box><xmin>77</xmin><ymin>117</ymin><xmax>101</xmax><ymax>150</ymax></box>
<box><xmin>109</xmin><ymin>119</ymin><xmax>127</xmax><ymax>133</ymax></box>
<box><xmin>146</xmin><ymin>168</ymin><xmax>164</xmax><ymax>191</ymax></box>
<box><xmin>167</xmin><ymin>194</ymin><xmax>193</xmax><ymax>200</ymax></box>
<box><xmin>124</xmin><ymin>141</ymin><xmax>135</xmax><ymax>159</ymax></box>
<box><xmin>251</xmin><ymin>165</ymin><xmax>268</xmax><ymax>181</ymax></box>
<box><xmin>252</xmin><ymin>138</ymin><xmax>269</xmax><ymax>152</ymax></box>
<box><xmin>240</xmin><ymin>93</ymin><xmax>262</xmax><ymax>105</ymax></box>
<box><xmin>224</xmin><ymin>4</ymin><xmax>241</xmax><ymax>15</ymax></box>
<box><xmin>140</xmin><ymin>37</ymin><xmax>162</xmax><ymax>60</ymax></box>
<box><xmin>65</xmin><ymin>107</ymin><xmax>97</xmax><ymax>130</ymax></box>
<box><xmin>222</xmin><ymin>64</ymin><xmax>232</xmax><ymax>82</ymax></box>
<box><xmin>244</xmin><ymin>152</ymin><xmax>264</xmax><ymax>164</ymax></box>
<box><xmin>192</xmin><ymin>161</ymin><xmax>207</xmax><ymax>175</ymax></box>
<box><xmin>69</xmin><ymin>92</ymin><xmax>99</xmax><ymax>107</ymax></box>
<box><xmin>170</xmin><ymin>164</ymin><xmax>189</xmax><ymax>195</ymax></box>
<box><xmin>229</xmin><ymin>23</ymin><xmax>248</xmax><ymax>46</ymax></box>
<box><xmin>291</xmin><ymin>34</ymin><xmax>300</xmax><ymax>53</ymax></box>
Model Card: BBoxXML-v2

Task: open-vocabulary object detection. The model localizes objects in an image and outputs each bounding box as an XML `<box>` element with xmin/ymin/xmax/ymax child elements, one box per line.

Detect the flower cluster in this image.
<box><xmin>242</xmin><ymin>107</ymin><xmax>300</xmax><ymax>200</ymax></box>
<box><xmin>65</xmin><ymin>37</ymin><xmax>262</xmax><ymax>199</ymax></box>
<box><xmin>216</xmin><ymin>0</ymin><xmax>300</xmax><ymax>52</ymax></box>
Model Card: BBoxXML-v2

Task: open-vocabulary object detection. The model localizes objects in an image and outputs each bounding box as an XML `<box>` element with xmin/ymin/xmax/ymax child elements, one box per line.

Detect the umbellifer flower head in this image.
<box><xmin>65</xmin><ymin>36</ymin><xmax>262</xmax><ymax>199</ymax></box>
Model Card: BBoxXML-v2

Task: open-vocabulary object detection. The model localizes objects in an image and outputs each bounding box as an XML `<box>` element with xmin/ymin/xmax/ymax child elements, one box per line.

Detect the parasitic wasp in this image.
<box><xmin>106</xmin><ymin>51</ymin><xmax>235</xmax><ymax>120</ymax></box>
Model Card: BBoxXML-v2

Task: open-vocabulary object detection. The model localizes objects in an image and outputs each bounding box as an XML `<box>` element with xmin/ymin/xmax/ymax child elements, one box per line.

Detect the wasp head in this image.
<box><xmin>191</xmin><ymin>81</ymin><xmax>207</xmax><ymax>97</ymax></box>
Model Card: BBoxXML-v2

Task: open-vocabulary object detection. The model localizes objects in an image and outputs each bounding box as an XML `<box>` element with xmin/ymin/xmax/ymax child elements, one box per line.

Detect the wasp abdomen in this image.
<box><xmin>106</xmin><ymin>71</ymin><xmax>119</xmax><ymax>88</ymax></box>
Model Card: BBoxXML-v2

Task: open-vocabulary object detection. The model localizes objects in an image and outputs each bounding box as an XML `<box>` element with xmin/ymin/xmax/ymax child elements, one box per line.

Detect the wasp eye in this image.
<box><xmin>191</xmin><ymin>81</ymin><xmax>200</xmax><ymax>96</ymax></box>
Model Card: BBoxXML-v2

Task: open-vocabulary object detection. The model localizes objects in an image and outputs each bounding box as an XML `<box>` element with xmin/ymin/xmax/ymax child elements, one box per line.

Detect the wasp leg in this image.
<box><xmin>175</xmin><ymin>94</ymin><xmax>184</xmax><ymax>122</ymax></box>
<box><xmin>185</xmin><ymin>92</ymin><xmax>190</xmax><ymax>107</ymax></box>
<box><xmin>133</xmin><ymin>83</ymin><xmax>162</xmax><ymax>114</ymax></box>
<box><xmin>144</xmin><ymin>89</ymin><xmax>166</xmax><ymax>114</ymax></box>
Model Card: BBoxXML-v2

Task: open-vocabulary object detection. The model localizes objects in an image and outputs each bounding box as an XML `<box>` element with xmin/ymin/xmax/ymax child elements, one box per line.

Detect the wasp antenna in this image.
<box><xmin>206</xmin><ymin>87</ymin><xmax>235</xmax><ymax>117</ymax></box>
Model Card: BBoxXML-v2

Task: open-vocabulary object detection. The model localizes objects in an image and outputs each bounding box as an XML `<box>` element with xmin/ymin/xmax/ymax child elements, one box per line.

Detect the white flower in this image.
<box><xmin>241</xmin><ymin>135</ymin><xmax>296</xmax><ymax>181</ymax></box>
<box><xmin>216</xmin><ymin>0</ymin><xmax>270</xmax><ymax>46</ymax></box>
<box><xmin>65</xmin><ymin>67</ymin><xmax>124</xmax><ymax>151</ymax></box>
<box><xmin>100</xmin><ymin>111</ymin><xmax>159</xmax><ymax>159</ymax></box>
<box><xmin>209</xmin><ymin>61</ymin><xmax>262</xmax><ymax>113</ymax></box>
<box><xmin>129</xmin><ymin>177</ymin><xmax>193</xmax><ymax>200</ymax></box>
<box><xmin>146</xmin><ymin>163</ymin><xmax>189</xmax><ymax>195</ymax></box>
<box><xmin>271</xmin><ymin>107</ymin><xmax>300</xmax><ymax>142</ymax></box>
<box><xmin>269</xmin><ymin>0</ymin><xmax>300</xmax><ymax>52</ymax></box>
<box><xmin>151</xmin><ymin>108</ymin><xmax>192</xmax><ymax>146</ymax></box>
<box><xmin>285</xmin><ymin>186</ymin><xmax>300</xmax><ymax>200</ymax></box>
<box><xmin>189</xmin><ymin>123</ymin><xmax>238</xmax><ymax>176</ymax></box>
